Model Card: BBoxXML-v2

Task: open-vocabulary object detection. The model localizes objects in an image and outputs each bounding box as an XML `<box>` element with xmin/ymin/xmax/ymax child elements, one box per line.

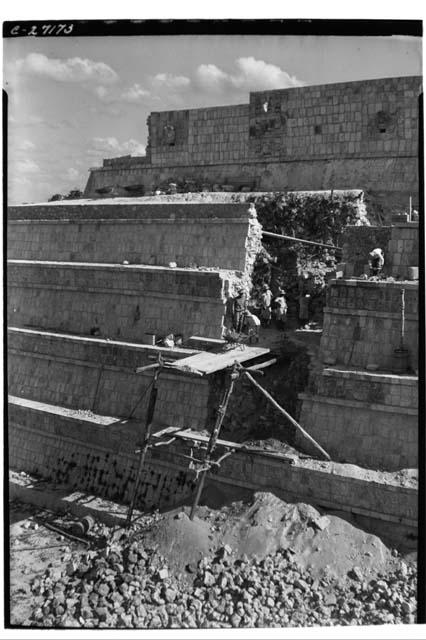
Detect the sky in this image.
<box><xmin>4</xmin><ymin>34</ymin><xmax>422</xmax><ymax>204</ymax></box>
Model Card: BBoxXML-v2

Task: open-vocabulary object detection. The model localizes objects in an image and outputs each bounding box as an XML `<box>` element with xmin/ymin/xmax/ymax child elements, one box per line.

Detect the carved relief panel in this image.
<box><xmin>150</xmin><ymin>110</ymin><xmax>189</xmax><ymax>151</ymax></box>
<box><xmin>248</xmin><ymin>92</ymin><xmax>288</xmax><ymax>158</ymax></box>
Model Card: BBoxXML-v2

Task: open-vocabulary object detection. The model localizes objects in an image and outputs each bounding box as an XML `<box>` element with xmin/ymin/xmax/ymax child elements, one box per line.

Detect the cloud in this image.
<box><xmin>8</xmin><ymin>113</ymin><xmax>77</xmax><ymax>130</ymax></box>
<box><xmin>15</xmin><ymin>139</ymin><xmax>35</xmax><ymax>151</ymax></box>
<box><xmin>16</xmin><ymin>53</ymin><xmax>118</xmax><ymax>84</ymax></box>
<box><xmin>66</xmin><ymin>168</ymin><xmax>80</xmax><ymax>181</ymax></box>
<box><xmin>193</xmin><ymin>64</ymin><xmax>228</xmax><ymax>92</ymax></box>
<box><xmin>93</xmin><ymin>83</ymin><xmax>151</xmax><ymax>106</ymax></box>
<box><xmin>14</xmin><ymin>158</ymin><xmax>40</xmax><ymax>174</ymax></box>
<box><xmin>93</xmin><ymin>57</ymin><xmax>302</xmax><ymax>108</ymax></box>
<box><xmin>87</xmin><ymin>137</ymin><xmax>146</xmax><ymax>159</ymax></box>
<box><xmin>120</xmin><ymin>84</ymin><xmax>151</xmax><ymax>103</ymax></box>
<box><xmin>151</xmin><ymin>73</ymin><xmax>190</xmax><ymax>90</ymax></box>
<box><xmin>9</xmin><ymin>114</ymin><xmax>45</xmax><ymax>127</ymax></box>
<box><xmin>195</xmin><ymin>57</ymin><xmax>303</xmax><ymax>93</ymax></box>
<box><xmin>94</xmin><ymin>73</ymin><xmax>189</xmax><ymax>107</ymax></box>
<box><xmin>95</xmin><ymin>75</ymin><xmax>190</xmax><ymax>106</ymax></box>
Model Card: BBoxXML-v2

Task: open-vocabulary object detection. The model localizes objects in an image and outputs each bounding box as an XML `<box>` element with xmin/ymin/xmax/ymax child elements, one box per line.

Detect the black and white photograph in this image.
<box><xmin>3</xmin><ymin>10</ymin><xmax>424</xmax><ymax>636</ymax></box>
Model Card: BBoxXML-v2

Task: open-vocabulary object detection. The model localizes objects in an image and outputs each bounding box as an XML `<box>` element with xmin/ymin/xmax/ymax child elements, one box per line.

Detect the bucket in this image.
<box><xmin>407</xmin><ymin>267</ymin><xmax>418</xmax><ymax>281</ymax></box>
<box><xmin>392</xmin><ymin>348</ymin><xmax>410</xmax><ymax>374</ymax></box>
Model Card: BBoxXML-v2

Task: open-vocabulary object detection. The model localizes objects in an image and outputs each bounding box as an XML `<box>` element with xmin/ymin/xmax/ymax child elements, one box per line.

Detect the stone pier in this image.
<box><xmin>298</xmin><ymin>222</ymin><xmax>419</xmax><ymax>472</ymax></box>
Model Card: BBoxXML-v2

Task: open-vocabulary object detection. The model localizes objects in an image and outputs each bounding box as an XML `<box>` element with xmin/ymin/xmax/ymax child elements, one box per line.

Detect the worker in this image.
<box><xmin>233</xmin><ymin>286</ymin><xmax>248</xmax><ymax>333</ymax></box>
<box><xmin>163</xmin><ymin>334</ymin><xmax>175</xmax><ymax>348</ymax></box>
<box><xmin>368</xmin><ymin>248</ymin><xmax>385</xmax><ymax>277</ymax></box>
<box><xmin>273</xmin><ymin>288</ymin><xmax>288</xmax><ymax>329</ymax></box>
<box><xmin>242</xmin><ymin>310</ymin><xmax>261</xmax><ymax>343</ymax></box>
<box><xmin>298</xmin><ymin>294</ymin><xmax>311</xmax><ymax>329</ymax></box>
<box><xmin>260</xmin><ymin>284</ymin><xmax>272</xmax><ymax>326</ymax></box>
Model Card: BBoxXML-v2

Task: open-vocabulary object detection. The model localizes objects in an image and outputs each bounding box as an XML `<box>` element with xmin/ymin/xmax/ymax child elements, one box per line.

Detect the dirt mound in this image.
<box><xmin>220</xmin><ymin>493</ymin><xmax>397</xmax><ymax>580</ymax></box>
<box><xmin>142</xmin><ymin>512</ymin><xmax>213</xmax><ymax>575</ymax></box>
<box><xmin>140</xmin><ymin>492</ymin><xmax>399</xmax><ymax>583</ymax></box>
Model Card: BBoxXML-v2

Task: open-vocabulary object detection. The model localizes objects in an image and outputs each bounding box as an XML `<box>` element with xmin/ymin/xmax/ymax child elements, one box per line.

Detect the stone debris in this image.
<box><xmin>27</xmin><ymin>533</ymin><xmax>417</xmax><ymax>629</ymax></box>
<box><xmin>18</xmin><ymin>493</ymin><xmax>417</xmax><ymax>630</ymax></box>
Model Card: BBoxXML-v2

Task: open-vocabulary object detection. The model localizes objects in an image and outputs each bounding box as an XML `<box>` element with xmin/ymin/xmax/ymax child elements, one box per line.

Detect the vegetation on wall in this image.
<box><xmin>49</xmin><ymin>189</ymin><xmax>83</xmax><ymax>202</ymax></box>
<box><xmin>249</xmin><ymin>191</ymin><xmax>363</xmax><ymax>317</ymax></box>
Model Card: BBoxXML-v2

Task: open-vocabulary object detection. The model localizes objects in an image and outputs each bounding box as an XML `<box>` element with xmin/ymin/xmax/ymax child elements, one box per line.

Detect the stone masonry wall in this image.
<box><xmin>85</xmin><ymin>76</ymin><xmax>421</xmax><ymax>208</ymax></box>
<box><xmin>298</xmin><ymin>394</ymin><xmax>417</xmax><ymax>471</ymax></box>
<box><xmin>248</xmin><ymin>76</ymin><xmax>419</xmax><ymax>161</ymax></box>
<box><xmin>341</xmin><ymin>226</ymin><xmax>393</xmax><ymax>277</ymax></box>
<box><xmin>7</xmin><ymin>201</ymin><xmax>253</xmax><ymax>221</ymax></box>
<box><xmin>8</xmin><ymin>328</ymin><xmax>215</xmax><ymax>430</ymax></box>
<box><xmin>341</xmin><ymin>223</ymin><xmax>418</xmax><ymax>278</ymax></box>
<box><xmin>149</xmin><ymin>104</ymin><xmax>249</xmax><ymax>167</ymax></box>
<box><xmin>147</xmin><ymin>77</ymin><xmax>420</xmax><ymax>166</ymax></box>
<box><xmin>9</xmin><ymin>398</ymin><xmax>197</xmax><ymax>511</ymax></box>
<box><xmin>298</xmin><ymin>368</ymin><xmax>418</xmax><ymax>470</ymax></box>
<box><xmin>8</xmin><ymin>261</ymin><xmax>235</xmax><ymax>340</ymax></box>
<box><xmin>312</xmin><ymin>367</ymin><xmax>418</xmax><ymax>408</ymax></box>
<box><xmin>388</xmin><ymin>223</ymin><xmax>419</xmax><ymax>278</ymax></box>
<box><xmin>321</xmin><ymin>280</ymin><xmax>418</xmax><ymax>371</ymax></box>
<box><xmin>8</xmin><ymin>396</ymin><xmax>417</xmax><ymax>527</ymax></box>
<box><xmin>7</xmin><ymin>216</ymin><xmax>259</xmax><ymax>272</ymax></box>
<box><xmin>85</xmin><ymin>157</ymin><xmax>419</xmax><ymax>212</ymax></box>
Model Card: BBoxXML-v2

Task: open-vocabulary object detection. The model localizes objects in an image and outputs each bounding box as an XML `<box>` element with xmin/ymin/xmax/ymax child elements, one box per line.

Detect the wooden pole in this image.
<box><xmin>400</xmin><ymin>288</ymin><xmax>406</xmax><ymax>350</ymax></box>
<box><xmin>246</xmin><ymin>358</ymin><xmax>277</xmax><ymax>371</ymax></box>
<box><xmin>262</xmin><ymin>230</ymin><xmax>341</xmax><ymax>252</ymax></box>
<box><xmin>242</xmin><ymin>370</ymin><xmax>331</xmax><ymax>461</ymax></box>
<box><xmin>126</xmin><ymin>362</ymin><xmax>162</xmax><ymax>528</ymax></box>
<box><xmin>189</xmin><ymin>364</ymin><xmax>239</xmax><ymax>520</ymax></box>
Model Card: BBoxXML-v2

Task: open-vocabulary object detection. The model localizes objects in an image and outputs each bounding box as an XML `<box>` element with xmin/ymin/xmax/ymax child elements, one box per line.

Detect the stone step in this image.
<box><xmin>318</xmin><ymin>366</ymin><xmax>418</xmax><ymax>408</ymax></box>
<box><xmin>8</xmin><ymin>326</ymin><xmax>215</xmax><ymax>430</ymax></box>
<box><xmin>321</xmin><ymin>278</ymin><xmax>418</xmax><ymax>372</ymax></box>
<box><xmin>7</xmin><ymin>259</ymin><xmax>236</xmax><ymax>342</ymax></box>
<box><xmin>298</xmin><ymin>391</ymin><xmax>417</xmax><ymax>471</ymax></box>
<box><xmin>7</xmin><ymin>200</ymin><xmax>260</xmax><ymax>271</ymax></box>
<box><xmin>8</xmin><ymin>394</ymin><xmax>418</xmax><ymax>533</ymax></box>
<box><xmin>8</xmin><ymin>397</ymin><xmax>196</xmax><ymax>513</ymax></box>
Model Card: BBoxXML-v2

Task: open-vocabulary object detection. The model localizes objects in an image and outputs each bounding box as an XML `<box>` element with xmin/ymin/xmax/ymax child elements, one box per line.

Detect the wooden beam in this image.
<box><xmin>262</xmin><ymin>230</ymin><xmax>341</xmax><ymax>252</ymax></box>
<box><xmin>246</xmin><ymin>358</ymin><xmax>277</xmax><ymax>371</ymax></box>
<box><xmin>243</xmin><ymin>370</ymin><xmax>331</xmax><ymax>461</ymax></box>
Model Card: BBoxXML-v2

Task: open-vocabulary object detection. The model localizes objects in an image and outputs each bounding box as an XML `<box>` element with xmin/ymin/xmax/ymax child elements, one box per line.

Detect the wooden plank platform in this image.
<box><xmin>151</xmin><ymin>426</ymin><xmax>244</xmax><ymax>449</ymax></box>
<box><xmin>168</xmin><ymin>344</ymin><xmax>270</xmax><ymax>376</ymax></box>
<box><xmin>151</xmin><ymin>426</ymin><xmax>300</xmax><ymax>462</ymax></box>
<box><xmin>187</xmin><ymin>336</ymin><xmax>226</xmax><ymax>349</ymax></box>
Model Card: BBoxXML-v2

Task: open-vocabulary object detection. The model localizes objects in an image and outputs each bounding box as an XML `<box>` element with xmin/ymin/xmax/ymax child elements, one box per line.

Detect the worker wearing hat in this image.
<box><xmin>368</xmin><ymin>248</ymin><xmax>385</xmax><ymax>277</ymax></box>
<box><xmin>233</xmin><ymin>285</ymin><xmax>247</xmax><ymax>332</ymax></box>
<box><xmin>260</xmin><ymin>284</ymin><xmax>272</xmax><ymax>327</ymax></box>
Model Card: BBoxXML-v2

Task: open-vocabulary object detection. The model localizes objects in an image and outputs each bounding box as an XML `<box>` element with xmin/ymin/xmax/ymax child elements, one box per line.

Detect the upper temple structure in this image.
<box><xmin>84</xmin><ymin>75</ymin><xmax>422</xmax><ymax>215</ymax></box>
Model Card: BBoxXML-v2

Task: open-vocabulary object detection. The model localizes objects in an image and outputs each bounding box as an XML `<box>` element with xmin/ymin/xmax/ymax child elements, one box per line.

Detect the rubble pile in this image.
<box><xmin>28</xmin><ymin>530</ymin><xmax>417</xmax><ymax>629</ymax></box>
